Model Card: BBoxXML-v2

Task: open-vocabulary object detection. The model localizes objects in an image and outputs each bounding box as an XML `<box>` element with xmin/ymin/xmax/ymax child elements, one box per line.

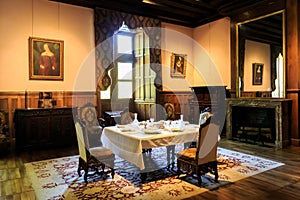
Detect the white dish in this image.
<box><xmin>124</xmin><ymin>131</ymin><xmax>138</xmax><ymax>134</ymax></box>
<box><xmin>144</xmin><ymin>128</ymin><xmax>161</xmax><ymax>134</ymax></box>
<box><xmin>171</xmin><ymin>127</ymin><xmax>183</xmax><ymax>132</ymax></box>
<box><xmin>119</xmin><ymin>127</ymin><xmax>132</xmax><ymax>132</ymax></box>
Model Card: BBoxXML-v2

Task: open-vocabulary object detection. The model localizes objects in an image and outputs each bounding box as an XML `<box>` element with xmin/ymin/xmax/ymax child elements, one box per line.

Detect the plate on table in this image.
<box><xmin>119</xmin><ymin>127</ymin><xmax>132</xmax><ymax>132</ymax></box>
<box><xmin>171</xmin><ymin>127</ymin><xmax>183</xmax><ymax>132</ymax></box>
<box><xmin>143</xmin><ymin>128</ymin><xmax>161</xmax><ymax>134</ymax></box>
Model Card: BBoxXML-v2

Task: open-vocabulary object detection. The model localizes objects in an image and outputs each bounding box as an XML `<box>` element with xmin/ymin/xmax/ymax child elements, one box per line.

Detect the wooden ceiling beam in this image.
<box><xmin>149</xmin><ymin>0</ymin><xmax>214</xmax><ymax>15</ymax></box>
<box><xmin>50</xmin><ymin>0</ymin><xmax>285</xmax><ymax>29</ymax></box>
<box><xmin>180</xmin><ymin>0</ymin><xmax>223</xmax><ymax>10</ymax></box>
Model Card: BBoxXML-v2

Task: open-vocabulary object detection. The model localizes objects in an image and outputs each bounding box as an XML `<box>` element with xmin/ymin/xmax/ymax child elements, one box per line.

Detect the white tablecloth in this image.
<box><xmin>101</xmin><ymin>125</ymin><xmax>198</xmax><ymax>170</ymax></box>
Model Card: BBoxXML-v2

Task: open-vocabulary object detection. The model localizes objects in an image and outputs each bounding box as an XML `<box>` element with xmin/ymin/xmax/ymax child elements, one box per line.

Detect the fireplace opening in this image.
<box><xmin>232</xmin><ymin>106</ymin><xmax>276</xmax><ymax>146</ymax></box>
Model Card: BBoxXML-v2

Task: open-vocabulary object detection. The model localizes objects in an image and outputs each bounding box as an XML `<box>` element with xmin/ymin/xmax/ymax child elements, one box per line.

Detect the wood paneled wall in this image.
<box><xmin>157</xmin><ymin>91</ymin><xmax>193</xmax><ymax>121</ymax></box>
<box><xmin>0</xmin><ymin>91</ymin><xmax>97</xmax><ymax>144</ymax></box>
<box><xmin>286</xmin><ymin>0</ymin><xmax>300</xmax><ymax>146</ymax></box>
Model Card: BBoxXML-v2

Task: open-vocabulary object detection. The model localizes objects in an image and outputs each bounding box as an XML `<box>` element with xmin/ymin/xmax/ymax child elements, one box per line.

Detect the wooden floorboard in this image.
<box><xmin>0</xmin><ymin>139</ymin><xmax>299</xmax><ymax>199</ymax></box>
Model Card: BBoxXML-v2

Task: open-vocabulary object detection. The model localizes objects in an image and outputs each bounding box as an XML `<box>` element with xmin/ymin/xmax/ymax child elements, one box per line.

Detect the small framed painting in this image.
<box><xmin>252</xmin><ymin>63</ymin><xmax>263</xmax><ymax>85</ymax></box>
<box><xmin>170</xmin><ymin>53</ymin><xmax>187</xmax><ymax>78</ymax></box>
<box><xmin>29</xmin><ymin>37</ymin><xmax>64</xmax><ymax>80</ymax></box>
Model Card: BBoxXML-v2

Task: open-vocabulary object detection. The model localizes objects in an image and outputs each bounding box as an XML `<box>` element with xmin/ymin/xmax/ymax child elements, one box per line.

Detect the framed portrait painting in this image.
<box><xmin>170</xmin><ymin>53</ymin><xmax>187</xmax><ymax>78</ymax></box>
<box><xmin>29</xmin><ymin>37</ymin><xmax>64</xmax><ymax>80</ymax></box>
<box><xmin>252</xmin><ymin>63</ymin><xmax>263</xmax><ymax>85</ymax></box>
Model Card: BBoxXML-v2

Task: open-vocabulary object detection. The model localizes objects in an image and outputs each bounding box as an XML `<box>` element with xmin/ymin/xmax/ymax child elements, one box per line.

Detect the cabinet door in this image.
<box><xmin>51</xmin><ymin>114</ymin><xmax>76</xmax><ymax>146</ymax></box>
<box><xmin>14</xmin><ymin>108</ymin><xmax>76</xmax><ymax>151</ymax></box>
<box><xmin>24</xmin><ymin>116</ymin><xmax>51</xmax><ymax>148</ymax></box>
<box><xmin>61</xmin><ymin>115</ymin><xmax>76</xmax><ymax>144</ymax></box>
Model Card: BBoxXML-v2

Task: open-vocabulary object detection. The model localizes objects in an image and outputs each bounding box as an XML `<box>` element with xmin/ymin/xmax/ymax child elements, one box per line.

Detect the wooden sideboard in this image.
<box><xmin>189</xmin><ymin>86</ymin><xmax>228</xmax><ymax>132</ymax></box>
<box><xmin>14</xmin><ymin>107</ymin><xmax>77</xmax><ymax>152</ymax></box>
<box><xmin>226</xmin><ymin>98</ymin><xmax>292</xmax><ymax>149</ymax></box>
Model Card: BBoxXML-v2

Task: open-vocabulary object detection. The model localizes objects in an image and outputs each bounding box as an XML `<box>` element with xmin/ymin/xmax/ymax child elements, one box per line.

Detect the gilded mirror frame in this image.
<box><xmin>235</xmin><ymin>10</ymin><xmax>286</xmax><ymax>98</ymax></box>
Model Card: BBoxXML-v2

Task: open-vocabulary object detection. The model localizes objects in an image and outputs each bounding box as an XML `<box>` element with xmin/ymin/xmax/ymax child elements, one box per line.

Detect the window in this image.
<box><xmin>117</xmin><ymin>62</ymin><xmax>133</xmax><ymax>99</ymax></box>
<box><xmin>113</xmin><ymin>32</ymin><xmax>134</xmax><ymax>99</ymax></box>
<box><xmin>134</xmin><ymin>29</ymin><xmax>155</xmax><ymax>102</ymax></box>
<box><xmin>100</xmin><ymin>23</ymin><xmax>155</xmax><ymax>102</ymax></box>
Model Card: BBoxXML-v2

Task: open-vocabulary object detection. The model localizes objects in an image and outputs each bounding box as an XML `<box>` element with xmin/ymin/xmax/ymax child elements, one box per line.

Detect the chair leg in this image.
<box><xmin>111</xmin><ymin>168</ymin><xmax>115</xmax><ymax>178</ymax></box>
<box><xmin>77</xmin><ymin>158</ymin><xmax>82</xmax><ymax>176</ymax></box>
<box><xmin>196</xmin><ymin>168</ymin><xmax>202</xmax><ymax>186</ymax></box>
<box><xmin>83</xmin><ymin>163</ymin><xmax>88</xmax><ymax>183</ymax></box>
<box><xmin>84</xmin><ymin>173</ymin><xmax>88</xmax><ymax>183</ymax></box>
<box><xmin>197</xmin><ymin>168</ymin><xmax>202</xmax><ymax>185</ymax></box>
<box><xmin>101</xmin><ymin>163</ymin><xmax>105</xmax><ymax>172</ymax></box>
<box><xmin>197</xmin><ymin>176</ymin><xmax>202</xmax><ymax>185</ymax></box>
<box><xmin>213</xmin><ymin>161</ymin><xmax>219</xmax><ymax>182</ymax></box>
<box><xmin>177</xmin><ymin>161</ymin><xmax>181</xmax><ymax>178</ymax></box>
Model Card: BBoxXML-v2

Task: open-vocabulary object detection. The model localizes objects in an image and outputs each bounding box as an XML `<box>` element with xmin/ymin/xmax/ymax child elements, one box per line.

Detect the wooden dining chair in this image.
<box><xmin>80</xmin><ymin>103</ymin><xmax>106</xmax><ymax>148</ymax></box>
<box><xmin>177</xmin><ymin>117</ymin><xmax>220</xmax><ymax>185</ymax></box>
<box><xmin>75</xmin><ymin>118</ymin><xmax>115</xmax><ymax>183</ymax></box>
<box><xmin>184</xmin><ymin>110</ymin><xmax>214</xmax><ymax>149</ymax></box>
<box><xmin>120</xmin><ymin>107</ymin><xmax>135</xmax><ymax>125</ymax></box>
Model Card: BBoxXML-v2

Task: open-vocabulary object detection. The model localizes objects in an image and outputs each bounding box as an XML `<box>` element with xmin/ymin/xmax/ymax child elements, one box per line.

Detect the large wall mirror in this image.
<box><xmin>236</xmin><ymin>10</ymin><xmax>285</xmax><ymax>98</ymax></box>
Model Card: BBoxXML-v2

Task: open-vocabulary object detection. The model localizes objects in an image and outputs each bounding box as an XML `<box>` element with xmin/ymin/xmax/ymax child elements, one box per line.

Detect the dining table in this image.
<box><xmin>101</xmin><ymin>122</ymin><xmax>199</xmax><ymax>171</ymax></box>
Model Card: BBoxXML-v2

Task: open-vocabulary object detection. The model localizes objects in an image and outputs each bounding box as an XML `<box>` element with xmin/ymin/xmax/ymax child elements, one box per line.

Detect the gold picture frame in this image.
<box><xmin>29</xmin><ymin>37</ymin><xmax>64</xmax><ymax>80</ymax></box>
<box><xmin>252</xmin><ymin>63</ymin><xmax>263</xmax><ymax>85</ymax></box>
<box><xmin>170</xmin><ymin>53</ymin><xmax>187</xmax><ymax>78</ymax></box>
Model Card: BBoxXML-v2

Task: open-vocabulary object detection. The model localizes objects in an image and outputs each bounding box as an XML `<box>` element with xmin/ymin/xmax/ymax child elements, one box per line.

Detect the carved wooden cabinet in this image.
<box><xmin>14</xmin><ymin>107</ymin><xmax>77</xmax><ymax>151</ymax></box>
<box><xmin>189</xmin><ymin>86</ymin><xmax>228</xmax><ymax>126</ymax></box>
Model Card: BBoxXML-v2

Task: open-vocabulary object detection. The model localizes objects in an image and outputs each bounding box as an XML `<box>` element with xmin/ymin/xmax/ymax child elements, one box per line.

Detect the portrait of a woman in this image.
<box><xmin>38</xmin><ymin>43</ymin><xmax>59</xmax><ymax>76</ymax></box>
<box><xmin>174</xmin><ymin>55</ymin><xmax>184</xmax><ymax>74</ymax></box>
<box><xmin>29</xmin><ymin>37</ymin><xmax>64</xmax><ymax>80</ymax></box>
<box><xmin>171</xmin><ymin>53</ymin><xmax>187</xmax><ymax>78</ymax></box>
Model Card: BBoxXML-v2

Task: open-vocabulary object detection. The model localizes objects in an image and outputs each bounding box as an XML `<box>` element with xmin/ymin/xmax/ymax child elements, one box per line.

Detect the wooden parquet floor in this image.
<box><xmin>0</xmin><ymin>140</ymin><xmax>299</xmax><ymax>200</ymax></box>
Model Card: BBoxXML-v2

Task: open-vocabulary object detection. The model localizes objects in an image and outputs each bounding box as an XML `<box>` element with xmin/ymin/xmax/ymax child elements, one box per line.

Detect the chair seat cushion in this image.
<box><xmin>177</xmin><ymin>147</ymin><xmax>217</xmax><ymax>165</ymax></box>
<box><xmin>177</xmin><ymin>148</ymin><xmax>196</xmax><ymax>159</ymax></box>
<box><xmin>89</xmin><ymin>147</ymin><xmax>114</xmax><ymax>159</ymax></box>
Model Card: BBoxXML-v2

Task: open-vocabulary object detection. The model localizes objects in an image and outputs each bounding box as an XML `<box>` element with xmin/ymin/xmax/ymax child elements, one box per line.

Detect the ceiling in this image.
<box><xmin>50</xmin><ymin>0</ymin><xmax>283</xmax><ymax>46</ymax></box>
<box><xmin>239</xmin><ymin>12</ymin><xmax>283</xmax><ymax>46</ymax></box>
<box><xmin>50</xmin><ymin>0</ymin><xmax>279</xmax><ymax>28</ymax></box>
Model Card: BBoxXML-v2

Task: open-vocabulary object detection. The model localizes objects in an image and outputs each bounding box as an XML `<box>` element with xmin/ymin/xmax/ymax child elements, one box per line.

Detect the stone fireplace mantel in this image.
<box><xmin>226</xmin><ymin>98</ymin><xmax>292</xmax><ymax>149</ymax></box>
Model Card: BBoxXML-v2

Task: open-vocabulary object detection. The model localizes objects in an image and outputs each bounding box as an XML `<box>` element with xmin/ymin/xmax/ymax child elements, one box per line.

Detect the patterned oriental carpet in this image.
<box><xmin>24</xmin><ymin>147</ymin><xmax>284</xmax><ymax>200</ymax></box>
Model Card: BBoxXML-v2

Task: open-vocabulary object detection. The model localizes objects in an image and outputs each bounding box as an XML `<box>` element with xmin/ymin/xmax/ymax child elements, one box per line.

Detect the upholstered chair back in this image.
<box><xmin>75</xmin><ymin>119</ymin><xmax>88</xmax><ymax>162</ymax></box>
<box><xmin>196</xmin><ymin>123</ymin><xmax>220</xmax><ymax>165</ymax></box>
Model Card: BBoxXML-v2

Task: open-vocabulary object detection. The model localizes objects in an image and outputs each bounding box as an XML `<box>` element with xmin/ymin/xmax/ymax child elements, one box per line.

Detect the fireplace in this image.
<box><xmin>232</xmin><ymin>106</ymin><xmax>275</xmax><ymax>145</ymax></box>
<box><xmin>226</xmin><ymin>98</ymin><xmax>292</xmax><ymax>149</ymax></box>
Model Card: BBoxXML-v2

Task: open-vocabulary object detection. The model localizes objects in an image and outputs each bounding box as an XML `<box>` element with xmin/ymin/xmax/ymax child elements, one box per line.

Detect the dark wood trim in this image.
<box><xmin>0</xmin><ymin>91</ymin><xmax>97</xmax><ymax>145</ymax></box>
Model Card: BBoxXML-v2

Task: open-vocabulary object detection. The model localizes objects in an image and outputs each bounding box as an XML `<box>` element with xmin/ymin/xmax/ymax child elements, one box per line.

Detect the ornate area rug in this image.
<box><xmin>24</xmin><ymin>147</ymin><xmax>284</xmax><ymax>200</ymax></box>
